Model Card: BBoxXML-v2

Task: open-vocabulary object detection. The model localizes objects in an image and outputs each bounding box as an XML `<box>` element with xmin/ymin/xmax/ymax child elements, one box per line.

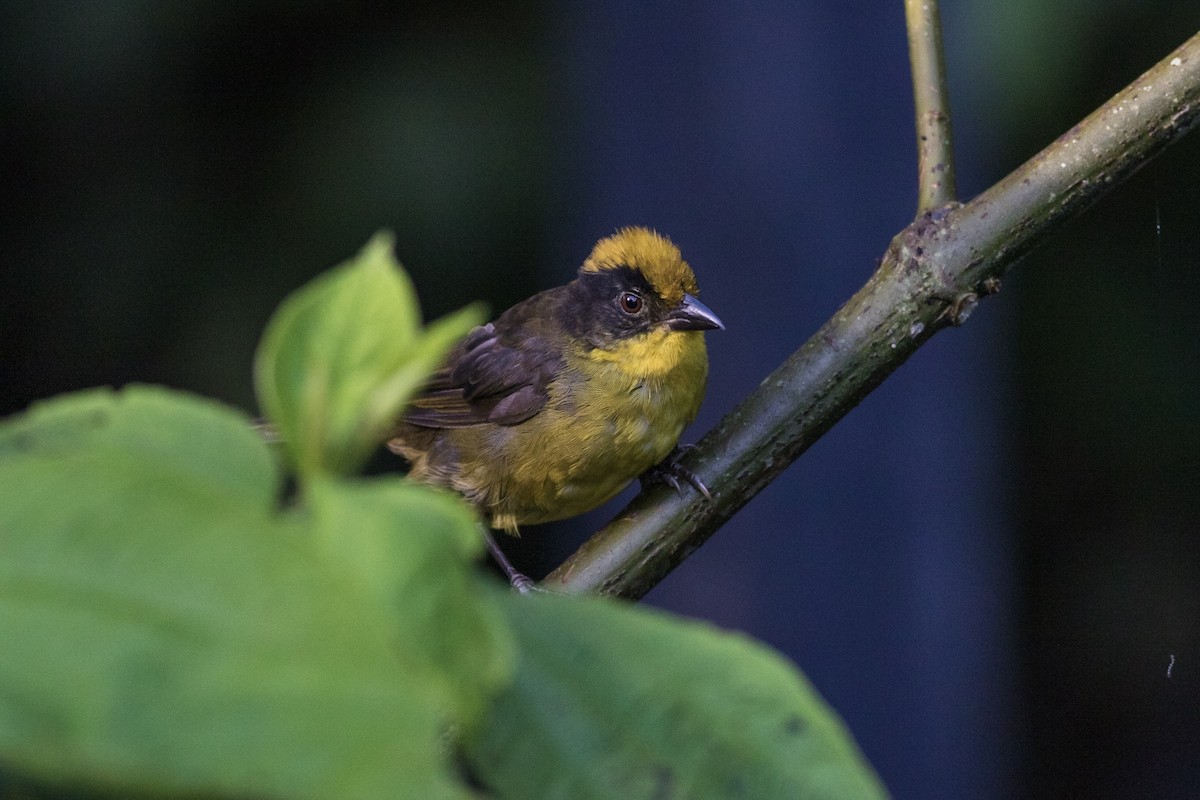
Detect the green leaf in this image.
<box><xmin>254</xmin><ymin>231</ymin><xmax>483</xmax><ymax>477</ymax></box>
<box><xmin>306</xmin><ymin>477</ymin><xmax>513</xmax><ymax>723</ymax></box>
<box><xmin>0</xmin><ymin>386</ymin><xmax>509</xmax><ymax>800</ymax></box>
<box><xmin>0</xmin><ymin>384</ymin><xmax>277</xmax><ymax>507</ymax></box>
<box><xmin>465</xmin><ymin>593</ymin><xmax>889</xmax><ymax>800</ymax></box>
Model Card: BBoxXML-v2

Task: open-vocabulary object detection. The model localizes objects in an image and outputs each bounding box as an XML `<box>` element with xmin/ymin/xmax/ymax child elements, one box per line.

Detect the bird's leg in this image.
<box><xmin>639</xmin><ymin>444</ymin><xmax>712</xmax><ymax>500</ymax></box>
<box><xmin>480</xmin><ymin>527</ymin><xmax>537</xmax><ymax>594</ymax></box>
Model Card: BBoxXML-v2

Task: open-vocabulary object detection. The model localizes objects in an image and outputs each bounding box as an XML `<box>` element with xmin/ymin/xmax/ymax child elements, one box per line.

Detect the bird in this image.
<box><xmin>387</xmin><ymin>227</ymin><xmax>723</xmax><ymax>588</ymax></box>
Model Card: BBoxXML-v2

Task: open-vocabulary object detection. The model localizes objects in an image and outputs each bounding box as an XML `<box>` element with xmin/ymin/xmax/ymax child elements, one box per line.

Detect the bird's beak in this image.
<box><xmin>667</xmin><ymin>293</ymin><xmax>724</xmax><ymax>331</ymax></box>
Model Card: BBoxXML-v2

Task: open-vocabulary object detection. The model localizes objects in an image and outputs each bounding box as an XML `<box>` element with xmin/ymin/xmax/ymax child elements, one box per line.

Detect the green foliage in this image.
<box><xmin>466</xmin><ymin>593</ymin><xmax>889</xmax><ymax>800</ymax></box>
<box><xmin>0</xmin><ymin>387</ymin><xmax>506</xmax><ymax>800</ymax></box>
<box><xmin>254</xmin><ymin>231</ymin><xmax>483</xmax><ymax>477</ymax></box>
<box><xmin>0</xmin><ymin>234</ymin><xmax>887</xmax><ymax>798</ymax></box>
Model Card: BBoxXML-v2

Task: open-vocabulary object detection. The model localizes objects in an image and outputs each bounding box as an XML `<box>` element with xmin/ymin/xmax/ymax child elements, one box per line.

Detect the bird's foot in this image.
<box><xmin>640</xmin><ymin>445</ymin><xmax>712</xmax><ymax>500</ymax></box>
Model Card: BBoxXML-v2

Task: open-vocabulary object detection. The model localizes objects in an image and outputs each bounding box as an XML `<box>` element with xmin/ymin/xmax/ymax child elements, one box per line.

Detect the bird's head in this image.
<box><xmin>564</xmin><ymin>227</ymin><xmax>723</xmax><ymax>355</ymax></box>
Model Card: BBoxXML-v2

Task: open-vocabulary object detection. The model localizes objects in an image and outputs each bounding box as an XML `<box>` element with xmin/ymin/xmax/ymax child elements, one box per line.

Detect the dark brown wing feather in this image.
<box><xmin>401</xmin><ymin>290</ymin><xmax>565</xmax><ymax>428</ymax></box>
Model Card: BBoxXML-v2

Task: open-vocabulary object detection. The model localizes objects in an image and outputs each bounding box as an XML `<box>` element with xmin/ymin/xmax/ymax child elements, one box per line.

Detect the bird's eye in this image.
<box><xmin>619</xmin><ymin>292</ymin><xmax>644</xmax><ymax>314</ymax></box>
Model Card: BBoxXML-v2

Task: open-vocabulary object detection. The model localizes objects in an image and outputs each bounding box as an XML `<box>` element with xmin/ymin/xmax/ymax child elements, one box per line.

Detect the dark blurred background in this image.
<box><xmin>3</xmin><ymin>2</ymin><xmax>1199</xmax><ymax>797</ymax></box>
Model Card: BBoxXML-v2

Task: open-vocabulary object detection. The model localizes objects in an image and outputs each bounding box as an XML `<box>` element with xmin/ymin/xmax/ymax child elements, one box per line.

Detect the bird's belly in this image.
<box><xmin>571</xmin><ymin>421</ymin><xmax>677</xmax><ymax>494</ymax></box>
<box><xmin>493</xmin><ymin>390</ymin><xmax>695</xmax><ymax>527</ymax></box>
<box><xmin>436</xmin><ymin>344</ymin><xmax>709</xmax><ymax>534</ymax></box>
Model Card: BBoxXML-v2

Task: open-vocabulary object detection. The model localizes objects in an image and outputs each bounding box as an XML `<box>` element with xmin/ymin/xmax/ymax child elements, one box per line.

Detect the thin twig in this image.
<box><xmin>544</xmin><ymin>31</ymin><xmax>1200</xmax><ymax>599</ymax></box>
<box><xmin>906</xmin><ymin>0</ymin><xmax>958</xmax><ymax>212</ymax></box>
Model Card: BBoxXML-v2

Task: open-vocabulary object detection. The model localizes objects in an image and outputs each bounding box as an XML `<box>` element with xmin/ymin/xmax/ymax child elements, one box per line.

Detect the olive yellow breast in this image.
<box><xmin>450</xmin><ymin>329</ymin><xmax>708</xmax><ymax>533</ymax></box>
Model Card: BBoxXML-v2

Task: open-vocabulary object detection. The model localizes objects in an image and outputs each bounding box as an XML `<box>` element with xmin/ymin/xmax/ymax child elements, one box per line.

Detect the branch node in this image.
<box><xmin>943</xmin><ymin>292</ymin><xmax>980</xmax><ymax>326</ymax></box>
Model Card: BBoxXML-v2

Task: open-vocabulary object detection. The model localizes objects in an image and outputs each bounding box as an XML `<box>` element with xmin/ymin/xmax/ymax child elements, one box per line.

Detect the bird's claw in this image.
<box><xmin>510</xmin><ymin>574</ymin><xmax>537</xmax><ymax>594</ymax></box>
<box><xmin>641</xmin><ymin>446</ymin><xmax>713</xmax><ymax>500</ymax></box>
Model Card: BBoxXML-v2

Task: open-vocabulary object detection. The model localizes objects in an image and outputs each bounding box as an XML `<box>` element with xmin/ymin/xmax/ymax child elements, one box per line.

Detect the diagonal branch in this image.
<box><xmin>545</xmin><ymin>30</ymin><xmax>1200</xmax><ymax>599</ymax></box>
<box><xmin>906</xmin><ymin>0</ymin><xmax>958</xmax><ymax>211</ymax></box>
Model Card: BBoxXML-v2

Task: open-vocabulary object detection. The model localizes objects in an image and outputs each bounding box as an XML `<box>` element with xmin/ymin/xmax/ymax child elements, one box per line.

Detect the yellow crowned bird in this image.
<box><xmin>388</xmin><ymin>227</ymin><xmax>722</xmax><ymax>587</ymax></box>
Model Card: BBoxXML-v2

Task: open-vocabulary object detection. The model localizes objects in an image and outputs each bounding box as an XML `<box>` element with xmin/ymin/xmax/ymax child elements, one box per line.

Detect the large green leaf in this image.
<box><xmin>465</xmin><ymin>593</ymin><xmax>889</xmax><ymax>800</ymax></box>
<box><xmin>254</xmin><ymin>231</ymin><xmax>483</xmax><ymax>477</ymax></box>
<box><xmin>0</xmin><ymin>386</ymin><xmax>509</xmax><ymax>799</ymax></box>
<box><xmin>305</xmin><ymin>476</ymin><xmax>512</xmax><ymax>723</ymax></box>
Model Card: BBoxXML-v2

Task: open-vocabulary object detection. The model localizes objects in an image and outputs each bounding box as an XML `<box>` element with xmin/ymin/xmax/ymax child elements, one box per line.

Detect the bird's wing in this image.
<box><xmin>401</xmin><ymin>319</ymin><xmax>562</xmax><ymax>428</ymax></box>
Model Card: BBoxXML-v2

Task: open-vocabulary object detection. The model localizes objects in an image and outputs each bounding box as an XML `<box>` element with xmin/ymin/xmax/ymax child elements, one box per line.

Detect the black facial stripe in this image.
<box><xmin>559</xmin><ymin>266</ymin><xmax>671</xmax><ymax>345</ymax></box>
